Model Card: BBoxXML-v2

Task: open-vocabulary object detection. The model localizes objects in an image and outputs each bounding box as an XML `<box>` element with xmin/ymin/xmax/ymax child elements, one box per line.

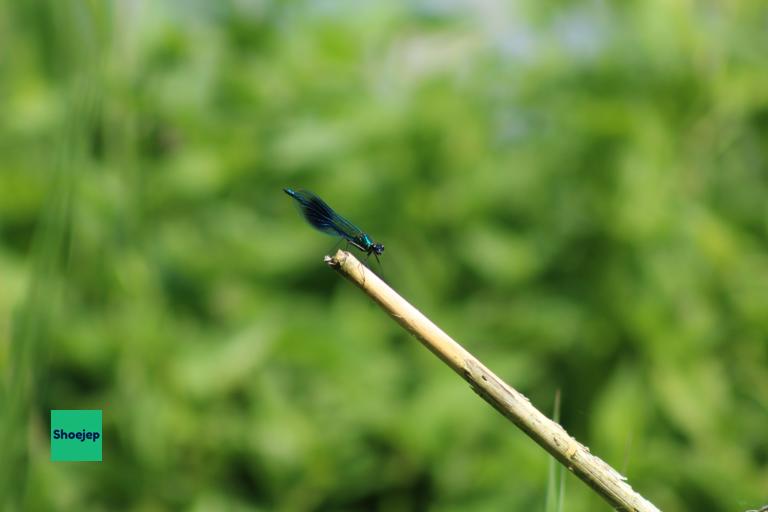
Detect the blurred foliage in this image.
<box><xmin>1</xmin><ymin>0</ymin><xmax>767</xmax><ymax>510</ymax></box>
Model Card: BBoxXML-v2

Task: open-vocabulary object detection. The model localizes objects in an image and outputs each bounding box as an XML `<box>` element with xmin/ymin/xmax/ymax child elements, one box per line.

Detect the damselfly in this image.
<box><xmin>284</xmin><ymin>188</ymin><xmax>385</xmax><ymax>264</ymax></box>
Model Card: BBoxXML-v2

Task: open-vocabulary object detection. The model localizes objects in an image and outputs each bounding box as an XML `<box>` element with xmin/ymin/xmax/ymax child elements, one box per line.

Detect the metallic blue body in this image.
<box><xmin>284</xmin><ymin>188</ymin><xmax>385</xmax><ymax>261</ymax></box>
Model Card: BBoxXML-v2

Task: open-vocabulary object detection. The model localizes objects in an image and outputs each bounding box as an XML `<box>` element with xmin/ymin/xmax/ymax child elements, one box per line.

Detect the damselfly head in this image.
<box><xmin>371</xmin><ymin>242</ymin><xmax>384</xmax><ymax>256</ymax></box>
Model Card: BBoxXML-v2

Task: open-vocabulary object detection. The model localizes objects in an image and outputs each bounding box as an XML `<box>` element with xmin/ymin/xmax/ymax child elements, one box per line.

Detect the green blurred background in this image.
<box><xmin>1</xmin><ymin>1</ymin><xmax>767</xmax><ymax>510</ymax></box>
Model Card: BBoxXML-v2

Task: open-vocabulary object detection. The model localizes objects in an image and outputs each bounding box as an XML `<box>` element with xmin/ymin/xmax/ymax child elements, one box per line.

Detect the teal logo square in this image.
<box><xmin>50</xmin><ymin>410</ymin><xmax>102</xmax><ymax>462</ymax></box>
